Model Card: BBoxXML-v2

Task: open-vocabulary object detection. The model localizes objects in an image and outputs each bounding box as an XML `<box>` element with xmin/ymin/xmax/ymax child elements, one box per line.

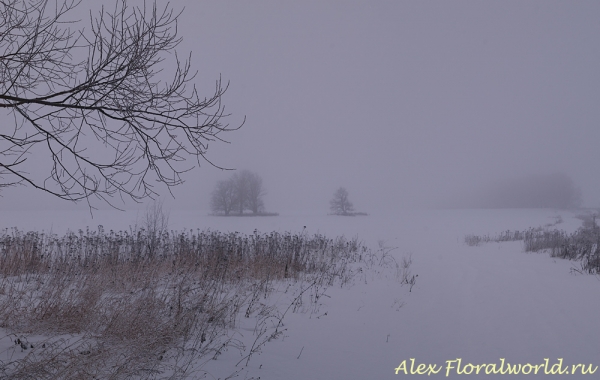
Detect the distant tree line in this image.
<box><xmin>448</xmin><ymin>172</ymin><xmax>583</xmax><ymax>209</ymax></box>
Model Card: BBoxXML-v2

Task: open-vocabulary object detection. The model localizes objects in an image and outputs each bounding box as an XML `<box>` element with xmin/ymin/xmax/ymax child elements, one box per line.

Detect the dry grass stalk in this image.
<box><xmin>0</xmin><ymin>227</ymin><xmax>404</xmax><ymax>378</ymax></box>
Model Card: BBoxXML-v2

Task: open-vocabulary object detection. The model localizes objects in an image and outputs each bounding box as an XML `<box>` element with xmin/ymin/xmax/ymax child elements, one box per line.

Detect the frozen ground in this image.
<box><xmin>1</xmin><ymin>208</ymin><xmax>598</xmax><ymax>379</ymax></box>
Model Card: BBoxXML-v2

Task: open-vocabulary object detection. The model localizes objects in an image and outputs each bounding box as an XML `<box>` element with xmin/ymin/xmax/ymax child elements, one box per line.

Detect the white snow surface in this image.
<box><xmin>1</xmin><ymin>208</ymin><xmax>598</xmax><ymax>379</ymax></box>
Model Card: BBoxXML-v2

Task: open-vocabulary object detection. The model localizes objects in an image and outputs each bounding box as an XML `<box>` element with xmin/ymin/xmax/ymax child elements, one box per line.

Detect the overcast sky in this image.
<box><xmin>2</xmin><ymin>0</ymin><xmax>600</xmax><ymax>214</ymax></box>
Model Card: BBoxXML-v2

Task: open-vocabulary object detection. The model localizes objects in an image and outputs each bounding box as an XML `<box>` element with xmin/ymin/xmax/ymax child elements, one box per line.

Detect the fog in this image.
<box><xmin>2</xmin><ymin>0</ymin><xmax>600</xmax><ymax>215</ymax></box>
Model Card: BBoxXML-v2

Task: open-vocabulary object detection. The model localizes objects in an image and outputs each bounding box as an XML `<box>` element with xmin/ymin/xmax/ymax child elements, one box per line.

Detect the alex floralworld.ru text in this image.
<box><xmin>394</xmin><ymin>358</ymin><xmax>598</xmax><ymax>376</ymax></box>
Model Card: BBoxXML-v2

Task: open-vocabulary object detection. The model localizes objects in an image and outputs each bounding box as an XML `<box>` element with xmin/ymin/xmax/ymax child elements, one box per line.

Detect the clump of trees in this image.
<box><xmin>329</xmin><ymin>187</ymin><xmax>367</xmax><ymax>216</ymax></box>
<box><xmin>211</xmin><ymin>170</ymin><xmax>275</xmax><ymax>216</ymax></box>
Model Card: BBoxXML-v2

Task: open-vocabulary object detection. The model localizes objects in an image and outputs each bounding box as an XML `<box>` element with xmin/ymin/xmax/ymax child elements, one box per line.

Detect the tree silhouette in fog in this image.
<box><xmin>330</xmin><ymin>187</ymin><xmax>354</xmax><ymax>215</ymax></box>
<box><xmin>211</xmin><ymin>170</ymin><xmax>266</xmax><ymax>215</ymax></box>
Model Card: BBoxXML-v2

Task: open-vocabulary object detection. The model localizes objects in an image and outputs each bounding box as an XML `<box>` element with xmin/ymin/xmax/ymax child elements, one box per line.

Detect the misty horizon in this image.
<box><xmin>2</xmin><ymin>0</ymin><xmax>599</xmax><ymax>216</ymax></box>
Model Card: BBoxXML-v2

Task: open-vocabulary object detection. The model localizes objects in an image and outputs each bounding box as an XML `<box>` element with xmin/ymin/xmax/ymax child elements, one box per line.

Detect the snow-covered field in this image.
<box><xmin>1</xmin><ymin>208</ymin><xmax>598</xmax><ymax>379</ymax></box>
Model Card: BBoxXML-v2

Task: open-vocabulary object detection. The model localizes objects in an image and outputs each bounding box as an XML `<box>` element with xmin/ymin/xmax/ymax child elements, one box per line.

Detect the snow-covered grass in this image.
<box><xmin>0</xmin><ymin>208</ymin><xmax>598</xmax><ymax>379</ymax></box>
<box><xmin>465</xmin><ymin>211</ymin><xmax>600</xmax><ymax>274</ymax></box>
<box><xmin>0</xmin><ymin>226</ymin><xmax>406</xmax><ymax>378</ymax></box>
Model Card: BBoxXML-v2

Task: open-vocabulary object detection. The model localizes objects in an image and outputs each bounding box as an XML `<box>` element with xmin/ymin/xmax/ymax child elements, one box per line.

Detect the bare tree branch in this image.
<box><xmin>0</xmin><ymin>0</ymin><xmax>242</xmax><ymax>207</ymax></box>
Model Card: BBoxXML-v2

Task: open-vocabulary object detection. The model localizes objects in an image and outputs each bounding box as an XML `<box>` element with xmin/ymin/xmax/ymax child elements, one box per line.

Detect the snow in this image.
<box><xmin>1</xmin><ymin>208</ymin><xmax>598</xmax><ymax>379</ymax></box>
